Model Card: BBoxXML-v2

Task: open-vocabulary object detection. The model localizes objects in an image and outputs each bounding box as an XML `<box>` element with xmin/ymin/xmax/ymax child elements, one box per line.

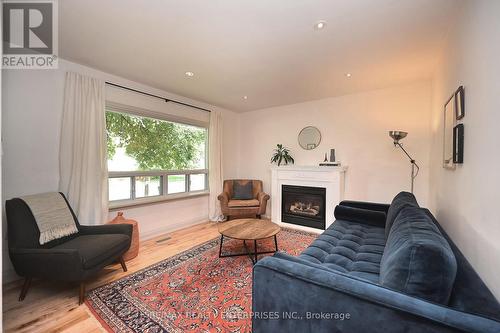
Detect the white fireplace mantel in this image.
<box><xmin>271</xmin><ymin>165</ymin><xmax>347</xmax><ymax>233</ymax></box>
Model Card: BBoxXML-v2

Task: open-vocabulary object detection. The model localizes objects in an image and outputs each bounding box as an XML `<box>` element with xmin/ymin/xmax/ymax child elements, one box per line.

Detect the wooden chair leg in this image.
<box><xmin>18</xmin><ymin>277</ymin><xmax>32</xmax><ymax>301</ymax></box>
<box><xmin>119</xmin><ymin>256</ymin><xmax>128</xmax><ymax>272</ymax></box>
<box><xmin>79</xmin><ymin>282</ymin><xmax>85</xmax><ymax>305</ymax></box>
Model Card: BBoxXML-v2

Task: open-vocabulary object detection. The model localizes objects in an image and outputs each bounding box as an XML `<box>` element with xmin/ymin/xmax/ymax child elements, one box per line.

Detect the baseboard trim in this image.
<box><xmin>139</xmin><ymin>217</ymin><xmax>207</xmax><ymax>241</ymax></box>
<box><xmin>276</xmin><ymin>221</ymin><xmax>323</xmax><ymax>234</ymax></box>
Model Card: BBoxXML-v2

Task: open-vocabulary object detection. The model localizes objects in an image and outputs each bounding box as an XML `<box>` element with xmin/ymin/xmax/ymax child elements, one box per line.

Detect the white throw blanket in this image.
<box><xmin>20</xmin><ymin>192</ymin><xmax>79</xmax><ymax>245</ymax></box>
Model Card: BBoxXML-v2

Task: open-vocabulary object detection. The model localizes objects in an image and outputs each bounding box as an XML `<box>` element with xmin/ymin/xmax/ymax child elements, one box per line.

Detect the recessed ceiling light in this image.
<box><xmin>185</xmin><ymin>71</ymin><xmax>194</xmax><ymax>77</ymax></box>
<box><xmin>345</xmin><ymin>73</ymin><xmax>352</xmax><ymax>78</ymax></box>
<box><xmin>314</xmin><ymin>20</ymin><xmax>327</xmax><ymax>30</ymax></box>
<box><xmin>243</xmin><ymin>95</ymin><xmax>248</xmax><ymax>100</ymax></box>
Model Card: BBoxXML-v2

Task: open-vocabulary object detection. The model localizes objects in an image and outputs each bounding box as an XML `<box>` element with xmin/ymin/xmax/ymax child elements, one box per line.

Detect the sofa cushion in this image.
<box><xmin>228</xmin><ymin>199</ymin><xmax>260</xmax><ymax>207</ymax></box>
<box><xmin>52</xmin><ymin>234</ymin><xmax>130</xmax><ymax>269</ymax></box>
<box><xmin>334</xmin><ymin>205</ymin><xmax>386</xmax><ymax>227</ymax></box>
<box><xmin>385</xmin><ymin>191</ymin><xmax>419</xmax><ymax>238</ymax></box>
<box><xmin>380</xmin><ymin>207</ymin><xmax>457</xmax><ymax>304</ymax></box>
<box><xmin>299</xmin><ymin>220</ymin><xmax>386</xmax><ymax>282</ymax></box>
<box><xmin>232</xmin><ymin>181</ymin><xmax>254</xmax><ymax>200</ymax></box>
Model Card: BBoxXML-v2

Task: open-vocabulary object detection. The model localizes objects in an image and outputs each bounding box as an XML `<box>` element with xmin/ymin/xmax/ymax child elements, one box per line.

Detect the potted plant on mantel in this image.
<box><xmin>271</xmin><ymin>144</ymin><xmax>294</xmax><ymax>166</ymax></box>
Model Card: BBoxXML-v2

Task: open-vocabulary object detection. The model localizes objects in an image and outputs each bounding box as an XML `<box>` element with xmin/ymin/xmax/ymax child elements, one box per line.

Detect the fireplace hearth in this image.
<box><xmin>281</xmin><ymin>185</ymin><xmax>326</xmax><ymax>230</ymax></box>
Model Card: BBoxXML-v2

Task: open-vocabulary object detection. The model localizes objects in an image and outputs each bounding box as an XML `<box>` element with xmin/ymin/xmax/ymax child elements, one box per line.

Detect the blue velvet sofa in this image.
<box><xmin>252</xmin><ymin>192</ymin><xmax>500</xmax><ymax>333</ymax></box>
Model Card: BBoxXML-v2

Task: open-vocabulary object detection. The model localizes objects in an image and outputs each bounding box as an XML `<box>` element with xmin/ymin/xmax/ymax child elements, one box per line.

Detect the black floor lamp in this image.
<box><xmin>389</xmin><ymin>131</ymin><xmax>420</xmax><ymax>193</ymax></box>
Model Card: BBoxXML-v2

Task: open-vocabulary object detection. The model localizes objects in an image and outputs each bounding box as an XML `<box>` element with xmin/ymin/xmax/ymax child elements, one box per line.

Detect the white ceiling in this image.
<box><xmin>60</xmin><ymin>0</ymin><xmax>458</xmax><ymax>112</ymax></box>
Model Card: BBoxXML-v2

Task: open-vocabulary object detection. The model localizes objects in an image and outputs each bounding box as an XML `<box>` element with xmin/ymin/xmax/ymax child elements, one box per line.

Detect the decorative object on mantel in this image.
<box><xmin>453</xmin><ymin>124</ymin><xmax>464</xmax><ymax>163</ymax></box>
<box><xmin>271</xmin><ymin>144</ymin><xmax>294</xmax><ymax>166</ymax></box>
<box><xmin>319</xmin><ymin>162</ymin><xmax>341</xmax><ymax>166</ymax></box>
<box><xmin>443</xmin><ymin>86</ymin><xmax>465</xmax><ymax>169</ymax></box>
<box><xmin>109</xmin><ymin>212</ymin><xmax>139</xmax><ymax>261</ymax></box>
<box><xmin>389</xmin><ymin>131</ymin><xmax>420</xmax><ymax>193</ymax></box>
<box><xmin>330</xmin><ymin>149</ymin><xmax>336</xmax><ymax>162</ymax></box>
<box><xmin>298</xmin><ymin>126</ymin><xmax>321</xmax><ymax>150</ymax></box>
<box><xmin>320</xmin><ymin>148</ymin><xmax>341</xmax><ymax>166</ymax></box>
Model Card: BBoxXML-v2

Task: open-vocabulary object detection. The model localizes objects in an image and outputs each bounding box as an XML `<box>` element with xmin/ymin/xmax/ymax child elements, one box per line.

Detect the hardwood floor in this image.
<box><xmin>2</xmin><ymin>222</ymin><xmax>221</xmax><ymax>333</ymax></box>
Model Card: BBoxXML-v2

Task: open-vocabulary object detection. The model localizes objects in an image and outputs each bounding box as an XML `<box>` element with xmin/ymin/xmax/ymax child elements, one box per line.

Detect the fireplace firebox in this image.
<box><xmin>281</xmin><ymin>185</ymin><xmax>326</xmax><ymax>230</ymax></box>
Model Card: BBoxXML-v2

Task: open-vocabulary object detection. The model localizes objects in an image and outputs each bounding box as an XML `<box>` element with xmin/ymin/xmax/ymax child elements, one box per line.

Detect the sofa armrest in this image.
<box><xmin>217</xmin><ymin>192</ymin><xmax>229</xmax><ymax>202</ymax></box>
<box><xmin>10</xmin><ymin>248</ymin><xmax>85</xmax><ymax>281</ymax></box>
<box><xmin>217</xmin><ymin>192</ymin><xmax>230</xmax><ymax>215</ymax></box>
<box><xmin>334</xmin><ymin>205</ymin><xmax>386</xmax><ymax>227</ymax></box>
<box><xmin>79</xmin><ymin>223</ymin><xmax>132</xmax><ymax>238</ymax></box>
<box><xmin>340</xmin><ymin>200</ymin><xmax>390</xmax><ymax>213</ymax></box>
<box><xmin>257</xmin><ymin>192</ymin><xmax>270</xmax><ymax>202</ymax></box>
<box><xmin>257</xmin><ymin>192</ymin><xmax>270</xmax><ymax>215</ymax></box>
<box><xmin>252</xmin><ymin>253</ymin><xmax>500</xmax><ymax>333</ymax></box>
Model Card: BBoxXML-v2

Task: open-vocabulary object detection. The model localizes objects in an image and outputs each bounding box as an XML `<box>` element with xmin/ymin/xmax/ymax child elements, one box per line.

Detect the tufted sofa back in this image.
<box><xmin>385</xmin><ymin>191</ymin><xmax>419</xmax><ymax>238</ymax></box>
<box><xmin>380</xmin><ymin>206</ymin><xmax>457</xmax><ymax>304</ymax></box>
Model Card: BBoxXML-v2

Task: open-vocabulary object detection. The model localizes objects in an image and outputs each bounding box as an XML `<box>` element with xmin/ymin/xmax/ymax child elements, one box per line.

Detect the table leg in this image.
<box><xmin>243</xmin><ymin>240</ymin><xmax>255</xmax><ymax>264</ymax></box>
<box><xmin>219</xmin><ymin>234</ymin><xmax>279</xmax><ymax>264</ymax></box>
<box><xmin>218</xmin><ymin>234</ymin><xmax>224</xmax><ymax>258</ymax></box>
<box><xmin>254</xmin><ymin>240</ymin><xmax>258</xmax><ymax>263</ymax></box>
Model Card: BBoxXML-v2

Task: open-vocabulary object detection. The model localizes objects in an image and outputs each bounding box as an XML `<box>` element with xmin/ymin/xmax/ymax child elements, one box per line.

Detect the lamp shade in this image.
<box><xmin>389</xmin><ymin>131</ymin><xmax>408</xmax><ymax>144</ymax></box>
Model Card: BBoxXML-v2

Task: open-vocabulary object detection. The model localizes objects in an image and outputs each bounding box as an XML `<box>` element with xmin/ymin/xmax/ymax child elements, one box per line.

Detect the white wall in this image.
<box><xmin>237</xmin><ymin>81</ymin><xmax>432</xmax><ymax>217</ymax></box>
<box><xmin>2</xmin><ymin>59</ymin><xmax>240</xmax><ymax>282</ymax></box>
<box><xmin>429</xmin><ymin>0</ymin><xmax>500</xmax><ymax>299</ymax></box>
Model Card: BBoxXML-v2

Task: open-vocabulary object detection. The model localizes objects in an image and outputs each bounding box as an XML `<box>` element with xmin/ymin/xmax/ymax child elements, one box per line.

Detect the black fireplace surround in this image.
<box><xmin>281</xmin><ymin>185</ymin><xmax>326</xmax><ymax>229</ymax></box>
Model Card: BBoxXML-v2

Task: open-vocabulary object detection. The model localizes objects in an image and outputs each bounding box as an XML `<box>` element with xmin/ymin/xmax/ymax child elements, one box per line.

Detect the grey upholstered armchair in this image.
<box><xmin>6</xmin><ymin>192</ymin><xmax>132</xmax><ymax>304</ymax></box>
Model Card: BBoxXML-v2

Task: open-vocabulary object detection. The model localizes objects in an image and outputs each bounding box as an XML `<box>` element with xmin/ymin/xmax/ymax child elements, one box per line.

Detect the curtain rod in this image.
<box><xmin>105</xmin><ymin>81</ymin><xmax>211</xmax><ymax>113</ymax></box>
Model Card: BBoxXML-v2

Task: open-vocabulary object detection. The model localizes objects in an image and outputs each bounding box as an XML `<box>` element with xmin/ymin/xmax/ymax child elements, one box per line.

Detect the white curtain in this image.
<box><xmin>208</xmin><ymin>110</ymin><xmax>224</xmax><ymax>222</ymax></box>
<box><xmin>59</xmin><ymin>72</ymin><xmax>108</xmax><ymax>225</ymax></box>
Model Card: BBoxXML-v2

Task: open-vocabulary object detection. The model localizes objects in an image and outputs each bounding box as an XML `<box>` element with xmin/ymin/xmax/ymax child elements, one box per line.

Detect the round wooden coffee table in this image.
<box><xmin>218</xmin><ymin>218</ymin><xmax>281</xmax><ymax>264</ymax></box>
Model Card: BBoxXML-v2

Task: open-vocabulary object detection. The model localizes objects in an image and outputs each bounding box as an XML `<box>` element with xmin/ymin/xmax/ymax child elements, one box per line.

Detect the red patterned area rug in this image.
<box><xmin>86</xmin><ymin>227</ymin><xmax>316</xmax><ymax>332</ymax></box>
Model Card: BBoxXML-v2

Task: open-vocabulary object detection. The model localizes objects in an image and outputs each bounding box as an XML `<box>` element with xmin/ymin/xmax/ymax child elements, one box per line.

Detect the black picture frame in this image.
<box><xmin>453</xmin><ymin>124</ymin><xmax>464</xmax><ymax>163</ymax></box>
<box><xmin>455</xmin><ymin>86</ymin><xmax>465</xmax><ymax>120</ymax></box>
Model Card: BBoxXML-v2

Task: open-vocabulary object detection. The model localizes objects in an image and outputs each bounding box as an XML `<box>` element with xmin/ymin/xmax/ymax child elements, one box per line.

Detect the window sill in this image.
<box><xmin>109</xmin><ymin>191</ymin><xmax>209</xmax><ymax>210</ymax></box>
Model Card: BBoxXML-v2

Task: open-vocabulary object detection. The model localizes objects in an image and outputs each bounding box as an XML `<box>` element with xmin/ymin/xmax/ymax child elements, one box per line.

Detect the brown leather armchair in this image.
<box><xmin>218</xmin><ymin>180</ymin><xmax>270</xmax><ymax>220</ymax></box>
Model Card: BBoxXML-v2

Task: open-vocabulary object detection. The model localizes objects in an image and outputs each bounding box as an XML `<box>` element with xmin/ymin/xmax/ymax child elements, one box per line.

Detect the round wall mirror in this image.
<box><xmin>298</xmin><ymin>126</ymin><xmax>321</xmax><ymax>150</ymax></box>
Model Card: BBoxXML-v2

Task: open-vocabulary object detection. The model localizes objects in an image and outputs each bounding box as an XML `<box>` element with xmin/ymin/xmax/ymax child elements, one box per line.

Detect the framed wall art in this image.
<box><xmin>443</xmin><ymin>86</ymin><xmax>465</xmax><ymax>169</ymax></box>
<box><xmin>443</xmin><ymin>94</ymin><xmax>456</xmax><ymax>169</ymax></box>
<box><xmin>455</xmin><ymin>86</ymin><xmax>465</xmax><ymax>120</ymax></box>
<box><xmin>453</xmin><ymin>124</ymin><xmax>464</xmax><ymax>163</ymax></box>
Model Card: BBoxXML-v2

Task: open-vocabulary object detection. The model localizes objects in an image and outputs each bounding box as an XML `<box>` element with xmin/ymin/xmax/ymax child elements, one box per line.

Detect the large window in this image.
<box><xmin>106</xmin><ymin>110</ymin><xmax>208</xmax><ymax>205</ymax></box>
